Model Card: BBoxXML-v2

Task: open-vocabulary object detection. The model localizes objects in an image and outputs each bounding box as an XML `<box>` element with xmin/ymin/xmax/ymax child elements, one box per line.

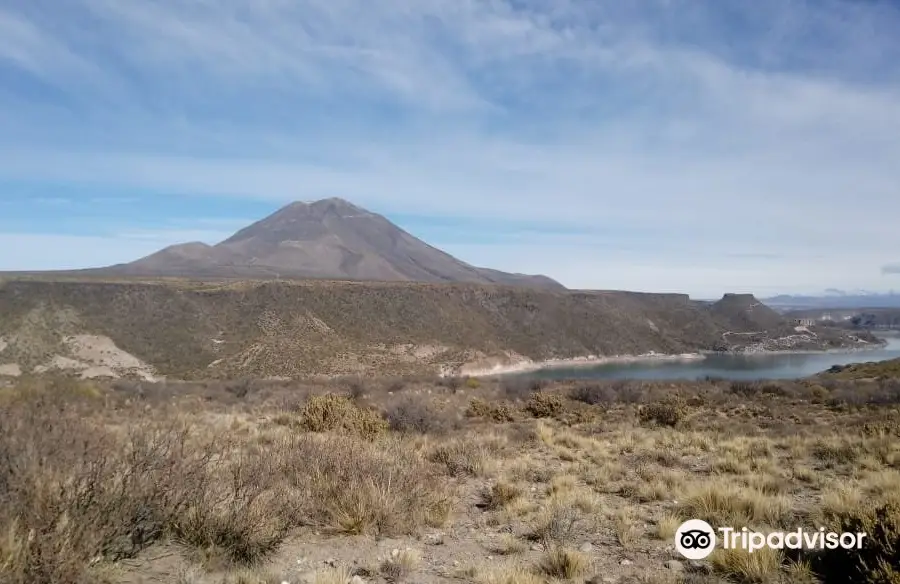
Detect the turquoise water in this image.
<box><xmin>523</xmin><ymin>335</ymin><xmax>900</xmax><ymax>381</ymax></box>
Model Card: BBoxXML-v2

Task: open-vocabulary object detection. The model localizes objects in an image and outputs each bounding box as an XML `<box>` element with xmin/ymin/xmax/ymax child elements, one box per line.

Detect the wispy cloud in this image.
<box><xmin>883</xmin><ymin>264</ymin><xmax>900</xmax><ymax>275</ymax></box>
<box><xmin>1</xmin><ymin>0</ymin><xmax>898</xmax><ymax>297</ymax></box>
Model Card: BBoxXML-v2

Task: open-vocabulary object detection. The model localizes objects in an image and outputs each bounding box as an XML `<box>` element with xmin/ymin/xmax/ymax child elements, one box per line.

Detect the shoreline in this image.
<box><xmin>458</xmin><ymin>339</ymin><xmax>893</xmax><ymax>378</ymax></box>
<box><xmin>460</xmin><ymin>352</ymin><xmax>706</xmax><ymax>377</ymax></box>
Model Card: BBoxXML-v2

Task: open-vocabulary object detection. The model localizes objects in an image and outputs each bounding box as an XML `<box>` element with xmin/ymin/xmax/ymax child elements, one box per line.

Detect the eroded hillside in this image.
<box><xmin>0</xmin><ymin>278</ymin><xmax>876</xmax><ymax>379</ymax></box>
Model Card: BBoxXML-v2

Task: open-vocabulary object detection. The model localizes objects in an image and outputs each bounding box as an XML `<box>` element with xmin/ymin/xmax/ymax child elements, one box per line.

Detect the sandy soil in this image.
<box><xmin>0</xmin><ymin>363</ymin><xmax>21</xmax><ymax>377</ymax></box>
<box><xmin>32</xmin><ymin>335</ymin><xmax>158</xmax><ymax>380</ymax></box>
<box><xmin>458</xmin><ymin>352</ymin><xmax>705</xmax><ymax>377</ymax></box>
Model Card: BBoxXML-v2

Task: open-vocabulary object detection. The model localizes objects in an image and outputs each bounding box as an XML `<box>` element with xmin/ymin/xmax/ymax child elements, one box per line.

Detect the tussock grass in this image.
<box><xmin>527</xmin><ymin>503</ymin><xmax>582</xmax><ymax>547</ymax></box>
<box><xmin>379</xmin><ymin>548</ymin><xmax>421</xmax><ymax>582</ymax></box>
<box><xmin>281</xmin><ymin>434</ymin><xmax>451</xmax><ymax>535</ymax></box>
<box><xmin>427</xmin><ymin>438</ymin><xmax>489</xmax><ymax>477</ymax></box>
<box><xmin>487</xmin><ymin>533</ymin><xmax>528</xmax><ymax>555</ymax></box>
<box><xmin>313</xmin><ymin>567</ymin><xmax>353</xmax><ymax>584</ymax></box>
<box><xmin>710</xmin><ymin>545</ymin><xmax>784</xmax><ymax>583</ymax></box>
<box><xmin>482</xmin><ymin>482</ymin><xmax>523</xmax><ymax>511</ymax></box>
<box><xmin>679</xmin><ymin>480</ymin><xmax>792</xmax><ymax>527</ymax></box>
<box><xmin>472</xmin><ymin>564</ymin><xmax>546</xmax><ymax>584</ymax></box>
<box><xmin>655</xmin><ymin>513</ymin><xmax>681</xmax><ymax>541</ymax></box>
<box><xmin>537</xmin><ymin>545</ymin><xmax>591</xmax><ymax>579</ymax></box>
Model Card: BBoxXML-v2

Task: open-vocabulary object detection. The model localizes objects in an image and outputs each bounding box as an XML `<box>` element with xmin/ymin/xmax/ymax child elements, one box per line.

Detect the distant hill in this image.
<box><xmin>764</xmin><ymin>292</ymin><xmax>900</xmax><ymax>310</ymax></box>
<box><xmin>709</xmin><ymin>293</ymin><xmax>786</xmax><ymax>331</ymax></box>
<box><xmin>78</xmin><ymin>198</ymin><xmax>563</xmax><ymax>290</ymax></box>
<box><xmin>0</xmin><ymin>280</ymin><xmax>876</xmax><ymax>379</ymax></box>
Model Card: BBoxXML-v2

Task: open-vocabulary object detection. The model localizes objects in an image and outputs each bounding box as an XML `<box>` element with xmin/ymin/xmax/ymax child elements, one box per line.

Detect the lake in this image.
<box><xmin>522</xmin><ymin>334</ymin><xmax>900</xmax><ymax>381</ymax></box>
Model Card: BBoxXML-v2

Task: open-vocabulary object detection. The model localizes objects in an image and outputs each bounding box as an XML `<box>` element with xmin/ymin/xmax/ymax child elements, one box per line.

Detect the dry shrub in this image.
<box><xmin>812</xmin><ymin>439</ymin><xmax>860</xmax><ymax>466</ymax></box>
<box><xmin>437</xmin><ymin>376</ymin><xmax>463</xmax><ymax>391</ymax></box>
<box><xmin>170</xmin><ymin>454</ymin><xmax>291</xmax><ymax>567</ymax></box>
<box><xmin>280</xmin><ymin>434</ymin><xmax>451</xmax><ymax>535</ymax></box>
<box><xmin>815</xmin><ymin>500</ymin><xmax>900</xmax><ymax>583</ymax></box>
<box><xmin>730</xmin><ymin>381</ymin><xmax>758</xmax><ymax>396</ymax></box>
<box><xmin>500</xmin><ymin>376</ymin><xmax>546</xmax><ymax>401</ymax></box>
<box><xmin>570</xmin><ymin>383</ymin><xmax>615</xmax><ymax>406</ymax></box>
<box><xmin>863</xmin><ymin>419</ymin><xmax>900</xmax><ymax>439</ymax></box>
<box><xmin>466</xmin><ymin>397</ymin><xmax>493</xmax><ymax>418</ymax></box>
<box><xmin>527</xmin><ymin>503</ymin><xmax>581</xmax><ymax>546</ymax></box>
<box><xmin>384</xmin><ymin>396</ymin><xmax>452</xmax><ymax>434</ymax></box>
<box><xmin>427</xmin><ymin>439</ymin><xmax>488</xmax><ymax>477</ymax></box>
<box><xmin>297</xmin><ymin>393</ymin><xmax>389</xmax><ymax>439</ymax></box>
<box><xmin>0</xmin><ymin>394</ymin><xmax>231</xmax><ymax>582</ymax></box>
<box><xmin>524</xmin><ymin>392</ymin><xmax>564</xmax><ymax>418</ymax></box>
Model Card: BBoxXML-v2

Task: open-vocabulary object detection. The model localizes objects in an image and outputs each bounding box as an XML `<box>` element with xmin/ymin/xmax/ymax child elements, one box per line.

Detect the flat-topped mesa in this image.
<box><xmin>710</xmin><ymin>293</ymin><xmax>788</xmax><ymax>331</ymax></box>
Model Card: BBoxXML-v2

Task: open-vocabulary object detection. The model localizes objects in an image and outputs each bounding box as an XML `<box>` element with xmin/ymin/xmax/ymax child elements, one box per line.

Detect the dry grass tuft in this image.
<box><xmin>281</xmin><ymin>434</ymin><xmax>451</xmax><ymax>535</ymax></box>
<box><xmin>537</xmin><ymin>545</ymin><xmax>592</xmax><ymax>579</ymax></box>
<box><xmin>379</xmin><ymin>548</ymin><xmax>421</xmax><ymax>582</ymax></box>
<box><xmin>427</xmin><ymin>438</ymin><xmax>489</xmax><ymax>477</ymax></box>
<box><xmin>527</xmin><ymin>503</ymin><xmax>581</xmax><ymax>547</ymax></box>
<box><xmin>679</xmin><ymin>481</ymin><xmax>791</xmax><ymax>527</ymax></box>
<box><xmin>312</xmin><ymin>567</ymin><xmax>353</xmax><ymax>584</ymax></box>
<box><xmin>654</xmin><ymin>513</ymin><xmax>682</xmax><ymax>541</ymax></box>
<box><xmin>482</xmin><ymin>482</ymin><xmax>523</xmax><ymax>511</ymax></box>
<box><xmin>472</xmin><ymin>564</ymin><xmax>546</xmax><ymax>584</ymax></box>
<box><xmin>710</xmin><ymin>546</ymin><xmax>784</xmax><ymax>583</ymax></box>
<box><xmin>487</xmin><ymin>533</ymin><xmax>528</xmax><ymax>555</ymax></box>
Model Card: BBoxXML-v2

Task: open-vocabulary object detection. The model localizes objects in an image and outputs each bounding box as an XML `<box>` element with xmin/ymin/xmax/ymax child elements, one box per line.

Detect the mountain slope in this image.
<box><xmin>0</xmin><ymin>279</ymin><xmax>878</xmax><ymax>379</ymax></box>
<box><xmin>94</xmin><ymin>198</ymin><xmax>564</xmax><ymax>289</ymax></box>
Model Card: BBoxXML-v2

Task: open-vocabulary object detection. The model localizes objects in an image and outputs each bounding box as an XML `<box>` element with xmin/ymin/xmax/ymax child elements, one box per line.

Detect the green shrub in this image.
<box><xmin>815</xmin><ymin>501</ymin><xmax>900</xmax><ymax>583</ymax></box>
<box><xmin>638</xmin><ymin>400</ymin><xmax>685</xmax><ymax>427</ymax></box>
<box><xmin>466</xmin><ymin>398</ymin><xmax>514</xmax><ymax>422</ymax></box>
<box><xmin>298</xmin><ymin>394</ymin><xmax>389</xmax><ymax>439</ymax></box>
<box><xmin>524</xmin><ymin>392</ymin><xmax>564</xmax><ymax>418</ymax></box>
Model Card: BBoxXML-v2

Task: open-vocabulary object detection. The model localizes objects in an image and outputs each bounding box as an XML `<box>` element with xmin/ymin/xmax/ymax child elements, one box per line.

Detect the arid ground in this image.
<box><xmin>3</xmin><ymin>370</ymin><xmax>900</xmax><ymax>584</ymax></box>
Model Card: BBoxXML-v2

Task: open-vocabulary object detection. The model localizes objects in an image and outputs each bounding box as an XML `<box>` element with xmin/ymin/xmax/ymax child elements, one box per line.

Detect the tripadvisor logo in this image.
<box><xmin>675</xmin><ymin>519</ymin><xmax>867</xmax><ymax>559</ymax></box>
<box><xmin>675</xmin><ymin>519</ymin><xmax>716</xmax><ymax>560</ymax></box>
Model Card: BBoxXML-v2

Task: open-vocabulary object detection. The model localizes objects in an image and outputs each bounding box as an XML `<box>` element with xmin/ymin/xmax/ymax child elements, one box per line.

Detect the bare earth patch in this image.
<box><xmin>0</xmin><ymin>363</ymin><xmax>21</xmax><ymax>377</ymax></box>
<box><xmin>31</xmin><ymin>336</ymin><xmax>157</xmax><ymax>380</ymax></box>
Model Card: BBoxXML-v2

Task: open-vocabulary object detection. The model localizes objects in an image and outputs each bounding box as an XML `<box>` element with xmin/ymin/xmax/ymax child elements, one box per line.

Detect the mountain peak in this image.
<box><xmin>99</xmin><ymin>199</ymin><xmax>564</xmax><ymax>290</ymax></box>
<box><xmin>273</xmin><ymin>198</ymin><xmax>371</xmax><ymax>219</ymax></box>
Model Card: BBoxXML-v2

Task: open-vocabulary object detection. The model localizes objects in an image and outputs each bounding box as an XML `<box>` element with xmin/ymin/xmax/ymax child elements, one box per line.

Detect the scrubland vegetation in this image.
<box><xmin>2</xmin><ymin>373</ymin><xmax>900</xmax><ymax>583</ymax></box>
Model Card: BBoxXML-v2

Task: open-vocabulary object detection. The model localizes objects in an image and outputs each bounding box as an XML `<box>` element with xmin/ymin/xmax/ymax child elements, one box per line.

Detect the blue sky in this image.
<box><xmin>1</xmin><ymin>0</ymin><xmax>899</xmax><ymax>298</ymax></box>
